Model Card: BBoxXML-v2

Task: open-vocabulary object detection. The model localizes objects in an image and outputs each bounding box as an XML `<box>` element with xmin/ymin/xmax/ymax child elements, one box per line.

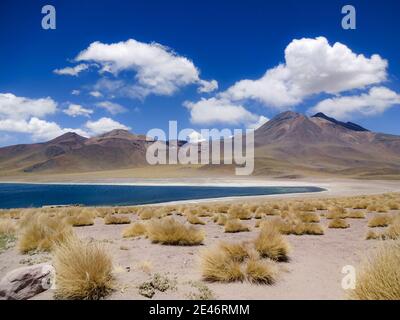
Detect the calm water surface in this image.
<box><xmin>0</xmin><ymin>183</ymin><xmax>325</xmax><ymax>209</ymax></box>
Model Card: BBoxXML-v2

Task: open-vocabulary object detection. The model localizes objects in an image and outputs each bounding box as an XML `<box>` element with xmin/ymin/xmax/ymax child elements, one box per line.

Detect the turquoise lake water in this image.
<box><xmin>0</xmin><ymin>183</ymin><xmax>325</xmax><ymax>209</ymax></box>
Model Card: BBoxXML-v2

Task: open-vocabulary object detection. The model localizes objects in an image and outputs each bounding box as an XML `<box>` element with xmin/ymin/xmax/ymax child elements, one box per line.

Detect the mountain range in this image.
<box><xmin>1</xmin><ymin>111</ymin><xmax>400</xmax><ymax>179</ymax></box>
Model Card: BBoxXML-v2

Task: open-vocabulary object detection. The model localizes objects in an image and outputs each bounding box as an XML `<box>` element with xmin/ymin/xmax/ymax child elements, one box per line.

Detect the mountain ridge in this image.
<box><xmin>1</xmin><ymin>111</ymin><xmax>400</xmax><ymax>179</ymax></box>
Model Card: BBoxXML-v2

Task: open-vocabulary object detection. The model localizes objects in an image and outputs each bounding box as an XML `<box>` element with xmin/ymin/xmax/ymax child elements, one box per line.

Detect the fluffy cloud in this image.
<box><xmin>85</xmin><ymin>117</ymin><xmax>131</xmax><ymax>135</ymax></box>
<box><xmin>54</xmin><ymin>64</ymin><xmax>89</xmax><ymax>76</ymax></box>
<box><xmin>0</xmin><ymin>93</ymin><xmax>57</xmax><ymax>120</ymax></box>
<box><xmin>96</xmin><ymin>101</ymin><xmax>127</xmax><ymax>115</ymax></box>
<box><xmin>0</xmin><ymin>117</ymin><xmax>88</xmax><ymax>141</ymax></box>
<box><xmin>75</xmin><ymin>39</ymin><xmax>217</xmax><ymax>98</ymax></box>
<box><xmin>248</xmin><ymin>115</ymin><xmax>270</xmax><ymax>129</ymax></box>
<box><xmin>71</xmin><ymin>90</ymin><xmax>81</xmax><ymax>95</ymax></box>
<box><xmin>222</xmin><ymin>37</ymin><xmax>387</xmax><ymax>109</ymax></box>
<box><xmin>89</xmin><ymin>91</ymin><xmax>103</xmax><ymax>98</ymax></box>
<box><xmin>63</xmin><ymin>104</ymin><xmax>93</xmax><ymax>117</ymax></box>
<box><xmin>184</xmin><ymin>98</ymin><xmax>259</xmax><ymax>125</ymax></box>
<box><xmin>0</xmin><ymin>93</ymin><xmax>89</xmax><ymax>141</ymax></box>
<box><xmin>309</xmin><ymin>86</ymin><xmax>400</xmax><ymax>120</ymax></box>
<box><xmin>198</xmin><ymin>80</ymin><xmax>218</xmax><ymax>93</ymax></box>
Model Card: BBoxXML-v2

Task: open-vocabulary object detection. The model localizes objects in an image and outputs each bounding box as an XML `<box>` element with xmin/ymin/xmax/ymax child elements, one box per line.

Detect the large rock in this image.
<box><xmin>0</xmin><ymin>264</ymin><xmax>55</xmax><ymax>300</ymax></box>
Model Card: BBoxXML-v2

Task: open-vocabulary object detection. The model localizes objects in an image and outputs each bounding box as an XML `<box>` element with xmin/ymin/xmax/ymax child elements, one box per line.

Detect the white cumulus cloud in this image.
<box><xmin>223</xmin><ymin>36</ymin><xmax>388</xmax><ymax>109</ymax></box>
<box><xmin>309</xmin><ymin>86</ymin><xmax>400</xmax><ymax>120</ymax></box>
<box><xmin>54</xmin><ymin>64</ymin><xmax>89</xmax><ymax>76</ymax></box>
<box><xmin>85</xmin><ymin>117</ymin><xmax>131</xmax><ymax>135</ymax></box>
<box><xmin>248</xmin><ymin>115</ymin><xmax>270</xmax><ymax>129</ymax></box>
<box><xmin>75</xmin><ymin>39</ymin><xmax>217</xmax><ymax>98</ymax></box>
<box><xmin>63</xmin><ymin>104</ymin><xmax>93</xmax><ymax>117</ymax></box>
<box><xmin>184</xmin><ymin>98</ymin><xmax>259</xmax><ymax>125</ymax></box>
<box><xmin>89</xmin><ymin>91</ymin><xmax>103</xmax><ymax>98</ymax></box>
<box><xmin>0</xmin><ymin>93</ymin><xmax>57</xmax><ymax>120</ymax></box>
<box><xmin>96</xmin><ymin>101</ymin><xmax>127</xmax><ymax>115</ymax></box>
<box><xmin>0</xmin><ymin>93</ymin><xmax>88</xmax><ymax>141</ymax></box>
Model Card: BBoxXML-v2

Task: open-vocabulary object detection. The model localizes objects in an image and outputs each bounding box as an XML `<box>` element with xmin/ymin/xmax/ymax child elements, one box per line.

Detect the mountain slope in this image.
<box><xmin>1</xmin><ymin>112</ymin><xmax>400</xmax><ymax>179</ymax></box>
<box><xmin>253</xmin><ymin>112</ymin><xmax>400</xmax><ymax>178</ymax></box>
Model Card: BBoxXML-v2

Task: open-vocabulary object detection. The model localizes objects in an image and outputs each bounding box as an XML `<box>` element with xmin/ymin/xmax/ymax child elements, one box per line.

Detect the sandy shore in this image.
<box><xmin>1</xmin><ymin>178</ymin><xmax>399</xmax><ymax>300</ymax></box>
<box><xmin>1</xmin><ymin>177</ymin><xmax>400</xmax><ymax>205</ymax></box>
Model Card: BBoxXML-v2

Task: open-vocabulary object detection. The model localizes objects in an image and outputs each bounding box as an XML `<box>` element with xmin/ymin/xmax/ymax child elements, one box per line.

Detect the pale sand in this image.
<box><xmin>0</xmin><ymin>179</ymin><xmax>399</xmax><ymax>300</ymax></box>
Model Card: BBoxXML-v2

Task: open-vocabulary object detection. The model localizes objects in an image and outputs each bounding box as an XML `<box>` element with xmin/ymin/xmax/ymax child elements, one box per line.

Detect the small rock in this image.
<box><xmin>0</xmin><ymin>264</ymin><xmax>55</xmax><ymax>300</ymax></box>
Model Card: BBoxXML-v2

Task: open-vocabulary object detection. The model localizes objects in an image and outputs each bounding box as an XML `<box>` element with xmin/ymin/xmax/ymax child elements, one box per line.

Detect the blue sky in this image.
<box><xmin>1</xmin><ymin>0</ymin><xmax>400</xmax><ymax>146</ymax></box>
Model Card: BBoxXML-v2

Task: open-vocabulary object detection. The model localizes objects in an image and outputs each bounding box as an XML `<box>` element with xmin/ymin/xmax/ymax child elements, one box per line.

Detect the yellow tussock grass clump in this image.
<box><xmin>346</xmin><ymin>211</ymin><xmax>366</xmax><ymax>219</ymax></box>
<box><xmin>224</xmin><ymin>219</ymin><xmax>250</xmax><ymax>233</ymax></box>
<box><xmin>146</xmin><ymin>217</ymin><xmax>204</xmax><ymax>245</ymax></box>
<box><xmin>326</xmin><ymin>206</ymin><xmax>348</xmax><ymax>219</ymax></box>
<box><xmin>104</xmin><ymin>214</ymin><xmax>131</xmax><ymax>225</ymax></box>
<box><xmin>187</xmin><ymin>214</ymin><xmax>205</xmax><ymax>225</ymax></box>
<box><xmin>65</xmin><ymin>209</ymin><xmax>95</xmax><ymax>227</ymax></box>
<box><xmin>53</xmin><ymin>236</ymin><xmax>113</xmax><ymax>300</ymax></box>
<box><xmin>383</xmin><ymin>217</ymin><xmax>400</xmax><ymax>240</ymax></box>
<box><xmin>280</xmin><ymin>221</ymin><xmax>324</xmax><ymax>235</ymax></box>
<box><xmin>368</xmin><ymin>214</ymin><xmax>392</xmax><ymax>228</ymax></box>
<box><xmin>216</xmin><ymin>214</ymin><xmax>228</xmax><ymax>226</ymax></box>
<box><xmin>349</xmin><ymin>242</ymin><xmax>400</xmax><ymax>300</ymax></box>
<box><xmin>219</xmin><ymin>242</ymin><xmax>251</xmax><ymax>262</ymax></box>
<box><xmin>18</xmin><ymin>214</ymin><xmax>73</xmax><ymax>253</ymax></box>
<box><xmin>0</xmin><ymin>219</ymin><xmax>17</xmax><ymax>236</ymax></box>
<box><xmin>122</xmin><ymin>222</ymin><xmax>147</xmax><ymax>238</ymax></box>
<box><xmin>138</xmin><ymin>207</ymin><xmax>158</xmax><ymax>220</ymax></box>
<box><xmin>298</xmin><ymin>212</ymin><xmax>320</xmax><ymax>223</ymax></box>
<box><xmin>328</xmin><ymin>218</ymin><xmax>350</xmax><ymax>229</ymax></box>
<box><xmin>366</xmin><ymin>230</ymin><xmax>380</xmax><ymax>240</ymax></box>
<box><xmin>386</xmin><ymin>201</ymin><xmax>399</xmax><ymax>210</ymax></box>
<box><xmin>228</xmin><ymin>206</ymin><xmax>252</xmax><ymax>220</ymax></box>
<box><xmin>200</xmin><ymin>245</ymin><xmax>245</xmax><ymax>282</ymax></box>
<box><xmin>245</xmin><ymin>259</ymin><xmax>277</xmax><ymax>284</ymax></box>
<box><xmin>254</xmin><ymin>221</ymin><xmax>290</xmax><ymax>261</ymax></box>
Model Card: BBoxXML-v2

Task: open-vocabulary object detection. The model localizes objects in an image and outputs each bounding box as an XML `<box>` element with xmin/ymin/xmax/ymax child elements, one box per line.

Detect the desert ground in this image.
<box><xmin>1</xmin><ymin>178</ymin><xmax>400</xmax><ymax>300</ymax></box>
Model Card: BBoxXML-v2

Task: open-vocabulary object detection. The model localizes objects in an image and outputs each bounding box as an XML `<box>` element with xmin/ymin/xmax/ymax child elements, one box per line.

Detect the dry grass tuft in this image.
<box><xmin>187</xmin><ymin>214</ymin><xmax>205</xmax><ymax>225</ymax></box>
<box><xmin>0</xmin><ymin>219</ymin><xmax>17</xmax><ymax>236</ymax></box>
<box><xmin>328</xmin><ymin>218</ymin><xmax>350</xmax><ymax>229</ymax></box>
<box><xmin>104</xmin><ymin>214</ymin><xmax>131</xmax><ymax>225</ymax></box>
<box><xmin>122</xmin><ymin>222</ymin><xmax>147</xmax><ymax>238</ymax></box>
<box><xmin>146</xmin><ymin>217</ymin><xmax>204</xmax><ymax>245</ymax></box>
<box><xmin>279</xmin><ymin>220</ymin><xmax>324</xmax><ymax>236</ymax></box>
<box><xmin>53</xmin><ymin>236</ymin><xmax>113</xmax><ymax>300</ymax></box>
<box><xmin>366</xmin><ymin>230</ymin><xmax>380</xmax><ymax>240</ymax></box>
<box><xmin>368</xmin><ymin>214</ymin><xmax>392</xmax><ymax>228</ymax></box>
<box><xmin>65</xmin><ymin>209</ymin><xmax>95</xmax><ymax>227</ymax></box>
<box><xmin>245</xmin><ymin>259</ymin><xmax>276</xmax><ymax>284</ymax></box>
<box><xmin>254</xmin><ymin>221</ymin><xmax>290</xmax><ymax>261</ymax></box>
<box><xmin>215</xmin><ymin>214</ymin><xmax>228</xmax><ymax>226</ymax></box>
<box><xmin>219</xmin><ymin>242</ymin><xmax>251</xmax><ymax>262</ymax></box>
<box><xmin>326</xmin><ymin>206</ymin><xmax>348</xmax><ymax>219</ymax></box>
<box><xmin>349</xmin><ymin>242</ymin><xmax>400</xmax><ymax>300</ymax></box>
<box><xmin>298</xmin><ymin>212</ymin><xmax>320</xmax><ymax>223</ymax></box>
<box><xmin>228</xmin><ymin>206</ymin><xmax>252</xmax><ymax>220</ymax></box>
<box><xmin>18</xmin><ymin>214</ymin><xmax>73</xmax><ymax>253</ymax></box>
<box><xmin>224</xmin><ymin>219</ymin><xmax>250</xmax><ymax>233</ymax></box>
<box><xmin>346</xmin><ymin>211</ymin><xmax>366</xmax><ymax>219</ymax></box>
<box><xmin>200</xmin><ymin>246</ymin><xmax>245</xmax><ymax>282</ymax></box>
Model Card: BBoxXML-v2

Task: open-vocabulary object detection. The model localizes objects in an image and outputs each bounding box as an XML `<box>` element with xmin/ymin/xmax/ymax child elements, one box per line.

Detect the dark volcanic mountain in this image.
<box><xmin>253</xmin><ymin>111</ymin><xmax>400</xmax><ymax>178</ymax></box>
<box><xmin>1</xmin><ymin>112</ymin><xmax>400</xmax><ymax>178</ymax></box>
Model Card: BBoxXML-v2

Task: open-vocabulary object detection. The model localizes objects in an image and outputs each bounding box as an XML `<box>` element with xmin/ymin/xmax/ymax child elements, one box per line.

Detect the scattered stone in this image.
<box><xmin>0</xmin><ymin>264</ymin><xmax>55</xmax><ymax>300</ymax></box>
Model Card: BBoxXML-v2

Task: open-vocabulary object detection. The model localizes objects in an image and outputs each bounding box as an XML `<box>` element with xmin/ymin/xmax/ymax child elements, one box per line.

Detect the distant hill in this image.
<box><xmin>1</xmin><ymin>112</ymin><xmax>400</xmax><ymax>179</ymax></box>
<box><xmin>253</xmin><ymin>111</ymin><xmax>400</xmax><ymax>178</ymax></box>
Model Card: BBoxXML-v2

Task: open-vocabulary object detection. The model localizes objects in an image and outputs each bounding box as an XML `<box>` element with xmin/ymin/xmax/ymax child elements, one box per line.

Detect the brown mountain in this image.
<box><xmin>0</xmin><ymin>112</ymin><xmax>400</xmax><ymax>179</ymax></box>
<box><xmin>253</xmin><ymin>111</ymin><xmax>400</xmax><ymax>178</ymax></box>
<box><xmin>0</xmin><ymin>130</ymin><xmax>154</xmax><ymax>174</ymax></box>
